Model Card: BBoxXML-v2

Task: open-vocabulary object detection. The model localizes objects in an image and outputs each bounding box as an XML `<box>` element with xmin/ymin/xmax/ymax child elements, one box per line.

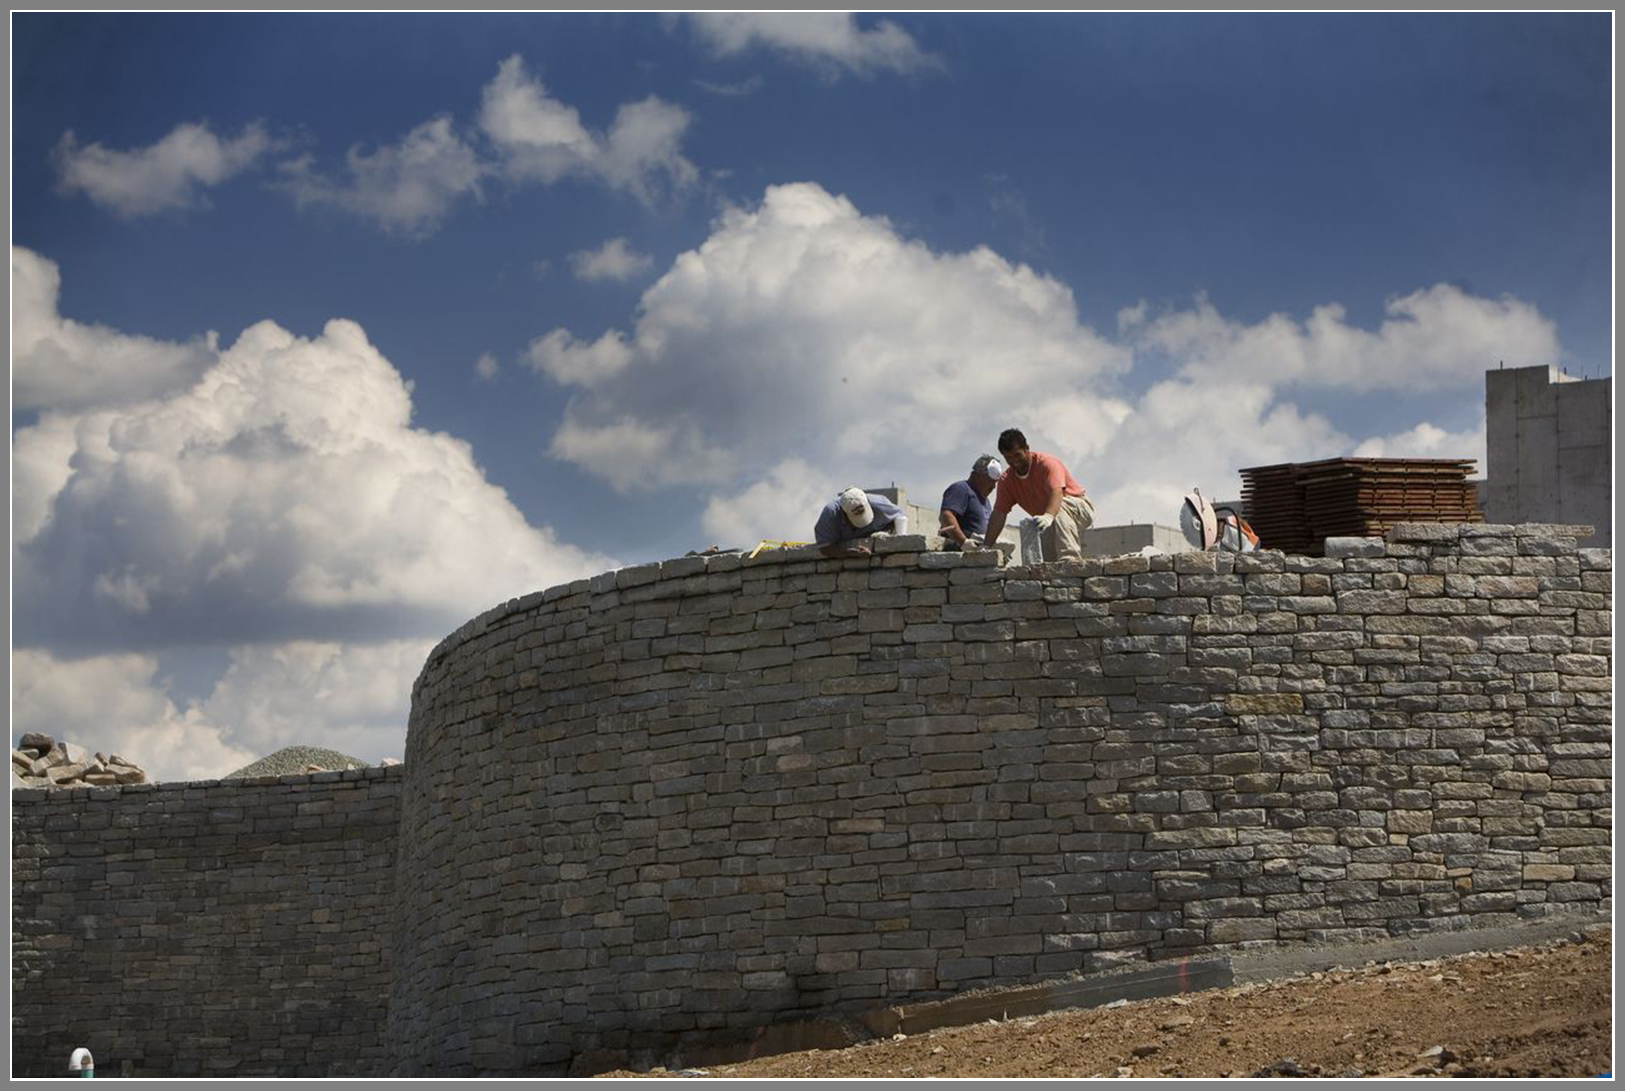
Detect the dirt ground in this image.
<box><xmin>605</xmin><ymin>928</ymin><xmax>1612</xmax><ymax>1079</ymax></box>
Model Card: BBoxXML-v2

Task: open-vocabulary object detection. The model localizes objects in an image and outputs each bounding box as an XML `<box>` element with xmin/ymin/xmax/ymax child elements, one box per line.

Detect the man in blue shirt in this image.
<box><xmin>814</xmin><ymin>487</ymin><xmax>908</xmax><ymax>558</ymax></box>
<box><xmin>939</xmin><ymin>454</ymin><xmax>1002</xmax><ymax>550</ymax></box>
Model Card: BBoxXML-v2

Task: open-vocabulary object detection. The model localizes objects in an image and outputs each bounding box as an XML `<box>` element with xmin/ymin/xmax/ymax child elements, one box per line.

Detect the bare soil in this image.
<box><xmin>604</xmin><ymin>929</ymin><xmax>1612</xmax><ymax>1079</ymax></box>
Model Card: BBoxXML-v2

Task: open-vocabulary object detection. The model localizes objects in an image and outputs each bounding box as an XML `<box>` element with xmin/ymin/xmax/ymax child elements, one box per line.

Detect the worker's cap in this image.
<box><xmin>973</xmin><ymin>455</ymin><xmax>1004</xmax><ymax>481</ymax></box>
<box><xmin>838</xmin><ymin>487</ymin><xmax>874</xmax><ymax>527</ymax></box>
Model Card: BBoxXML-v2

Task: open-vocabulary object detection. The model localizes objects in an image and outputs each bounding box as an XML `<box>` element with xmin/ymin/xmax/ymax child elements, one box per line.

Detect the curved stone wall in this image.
<box><xmin>389</xmin><ymin>526</ymin><xmax>1612</xmax><ymax>1075</ymax></box>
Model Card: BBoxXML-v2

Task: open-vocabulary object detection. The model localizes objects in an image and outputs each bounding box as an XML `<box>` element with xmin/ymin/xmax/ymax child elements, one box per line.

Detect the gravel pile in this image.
<box><xmin>224</xmin><ymin>745</ymin><xmax>374</xmax><ymax>780</ymax></box>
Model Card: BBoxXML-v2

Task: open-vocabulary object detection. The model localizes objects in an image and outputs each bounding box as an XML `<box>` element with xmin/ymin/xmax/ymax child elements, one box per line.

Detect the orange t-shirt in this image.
<box><xmin>993</xmin><ymin>450</ymin><xmax>1085</xmax><ymax>516</ymax></box>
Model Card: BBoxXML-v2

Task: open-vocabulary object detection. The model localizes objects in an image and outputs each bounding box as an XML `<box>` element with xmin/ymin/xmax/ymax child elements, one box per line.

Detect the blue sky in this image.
<box><xmin>11</xmin><ymin>12</ymin><xmax>1612</xmax><ymax>778</ymax></box>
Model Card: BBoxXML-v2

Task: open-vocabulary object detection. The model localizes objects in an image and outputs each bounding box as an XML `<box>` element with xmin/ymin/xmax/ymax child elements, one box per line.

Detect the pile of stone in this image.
<box><xmin>11</xmin><ymin>733</ymin><xmax>146</xmax><ymax>789</ymax></box>
<box><xmin>223</xmin><ymin>745</ymin><xmax>374</xmax><ymax>780</ymax></box>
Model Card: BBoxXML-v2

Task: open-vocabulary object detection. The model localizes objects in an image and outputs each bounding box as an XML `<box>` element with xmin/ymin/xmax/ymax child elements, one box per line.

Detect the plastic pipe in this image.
<box><xmin>69</xmin><ymin>1048</ymin><xmax>94</xmax><ymax>1077</ymax></box>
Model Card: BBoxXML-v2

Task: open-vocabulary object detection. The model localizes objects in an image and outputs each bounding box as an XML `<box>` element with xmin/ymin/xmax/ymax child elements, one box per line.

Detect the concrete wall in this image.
<box><xmin>11</xmin><ymin>767</ymin><xmax>403</xmax><ymax>1078</ymax></box>
<box><xmin>391</xmin><ymin>526</ymin><xmax>1612</xmax><ymax>1076</ymax></box>
<box><xmin>1080</xmin><ymin>523</ymin><xmax>1189</xmax><ymax>558</ymax></box>
<box><xmin>1485</xmin><ymin>365</ymin><xmax>1612</xmax><ymax>547</ymax></box>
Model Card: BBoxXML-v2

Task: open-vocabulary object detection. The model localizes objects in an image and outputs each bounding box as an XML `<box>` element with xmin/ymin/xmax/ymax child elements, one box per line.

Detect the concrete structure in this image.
<box><xmin>1485</xmin><ymin>365</ymin><xmax>1612</xmax><ymax>548</ymax></box>
<box><xmin>1078</xmin><ymin>522</ymin><xmax>1188</xmax><ymax>558</ymax></box>
<box><xmin>13</xmin><ymin>526</ymin><xmax>1612</xmax><ymax>1077</ymax></box>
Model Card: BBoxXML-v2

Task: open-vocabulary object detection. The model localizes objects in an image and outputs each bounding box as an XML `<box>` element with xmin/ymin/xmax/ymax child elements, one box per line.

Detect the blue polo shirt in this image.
<box><xmin>814</xmin><ymin>492</ymin><xmax>903</xmax><ymax>545</ymax></box>
<box><xmin>940</xmin><ymin>479</ymin><xmax>991</xmax><ymax>537</ymax></box>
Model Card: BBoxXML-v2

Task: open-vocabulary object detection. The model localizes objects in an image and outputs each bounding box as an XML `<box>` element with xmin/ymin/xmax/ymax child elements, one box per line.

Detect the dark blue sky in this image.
<box><xmin>10</xmin><ymin>11</ymin><xmax>1613</xmax><ymax>778</ymax></box>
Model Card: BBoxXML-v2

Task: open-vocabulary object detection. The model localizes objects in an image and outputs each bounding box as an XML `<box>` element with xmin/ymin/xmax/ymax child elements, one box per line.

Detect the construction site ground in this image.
<box><xmin>603</xmin><ymin>918</ymin><xmax>1612</xmax><ymax>1079</ymax></box>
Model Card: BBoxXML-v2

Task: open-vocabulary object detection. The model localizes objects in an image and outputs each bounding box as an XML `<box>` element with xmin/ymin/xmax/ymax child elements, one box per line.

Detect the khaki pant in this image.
<box><xmin>1051</xmin><ymin>493</ymin><xmax>1095</xmax><ymax>561</ymax></box>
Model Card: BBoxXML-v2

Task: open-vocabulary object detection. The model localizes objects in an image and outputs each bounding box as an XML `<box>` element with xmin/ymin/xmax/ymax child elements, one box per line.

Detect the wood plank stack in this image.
<box><xmin>1239</xmin><ymin>457</ymin><xmax>1482</xmax><ymax>555</ymax></box>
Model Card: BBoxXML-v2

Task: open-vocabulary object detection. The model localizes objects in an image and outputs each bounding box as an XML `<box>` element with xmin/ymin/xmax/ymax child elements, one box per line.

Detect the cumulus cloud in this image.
<box><xmin>684</xmin><ymin>13</ymin><xmax>939</xmax><ymax>77</ymax></box>
<box><xmin>12</xmin><ymin>650</ymin><xmax>259</xmax><ymax>783</ymax></box>
<box><xmin>13</xmin><ymin>642</ymin><xmax>427</xmax><ymax>782</ymax></box>
<box><xmin>15</xmin><ymin>313</ymin><xmax>615</xmax><ymax>652</ymax></box>
<box><xmin>475</xmin><ymin>352</ymin><xmax>500</xmax><ymax>381</ymax></box>
<box><xmin>531</xmin><ymin>182</ymin><xmax>1560</xmax><ymax>539</ymax></box>
<box><xmin>54</xmin><ymin>121</ymin><xmax>272</xmax><ymax>217</ymax></box>
<box><xmin>13</xmin><ymin>249</ymin><xmax>619</xmax><ymax>777</ymax></box>
<box><xmin>1353</xmin><ymin>416</ymin><xmax>1487</xmax><ymax>465</ymax></box>
<box><xmin>13</xmin><ymin>247</ymin><xmax>217</xmax><ymax>411</ymax></box>
<box><xmin>700</xmin><ymin>457</ymin><xmax>828</xmax><ymax>547</ymax></box>
<box><xmin>569</xmin><ymin>237</ymin><xmax>656</xmax><ymax>282</ymax></box>
<box><xmin>1122</xmin><ymin>286</ymin><xmax>1558</xmax><ymax>393</ymax></box>
<box><xmin>281</xmin><ymin>116</ymin><xmax>484</xmax><ymax>238</ymax></box>
<box><xmin>525</xmin><ymin>328</ymin><xmax>638</xmax><ymax>387</ymax></box>
<box><xmin>479</xmin><ymin>55</ymin><xmax>697</xmax><ymax>204</ymax></box>
<box><xmin>194</xmin><ymin>641</ymin><xmax>432</xmax><ymax>768</ymax></box>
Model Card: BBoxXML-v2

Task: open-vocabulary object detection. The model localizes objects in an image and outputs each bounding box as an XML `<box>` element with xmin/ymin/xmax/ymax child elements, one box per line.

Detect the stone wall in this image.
<box><xmin>390</xmin><ymin>524</ymin><xmax>1613</xmax><ymax>1075</ymax></box>
<box><xmin>11</xmin><ymin>767</ymin><xmax>403</xmax><ymax>1078</ymax></box>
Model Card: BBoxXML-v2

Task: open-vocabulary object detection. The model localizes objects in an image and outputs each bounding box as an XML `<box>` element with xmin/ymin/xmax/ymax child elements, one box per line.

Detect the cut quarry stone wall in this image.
<box><xmin>11</xmin><ymin>767</ymin><xmax>403</xmax><ymax>1078</ymax></box>
<box><xmin>390</xmin><ymin>524</ymin><xmax>1613</xmax><ymax>1076</ymax></box>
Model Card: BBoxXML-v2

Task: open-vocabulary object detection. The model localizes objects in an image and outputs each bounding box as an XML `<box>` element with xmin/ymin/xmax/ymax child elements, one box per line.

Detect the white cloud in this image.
<box><xmin>479</xmin><ymin>55</ymin><xmax>697</xmax><ymax>203</ymax></box>
<box><xmin>475</xmin><ymin>352</ymin><xmax>500</xmax><ymax>380</ymax></box>
<box><xmin>54</xmin><ymin>121</ymin><xmax>271</xmax><ymax>218</ymax></box>
<box><xmin>701</xmin><ymin>457</ymin><xmax>827</xmax><ymax>547</ymax></box>
<box><xmin>16</xmin><ymin>313</ymin><xmax>616</xmax><ymax>651</ymax></box>
<box><xmin>693</xmin><ymin>76</ymin><xmax>765</xmax><ymax>97</ymax></box>
<box><xmin>540</xmin><ymin>181</ymin><xmax>1128</xmax><ymax>521</ymax></box>
<box><xmin>281</xmin><ymin>116</ymin><xmax>484</xmax><ymax>238</ymax></box>
<box><xmin>12</xmin><ymin>650</ymin><xmax>258</xmax><ymax>783</ymax></box>
<box><xmin>13</xmin><ymin>246</ymin><xmax>217</xmax><ymax>411</ymax></box>
<box><xmin>13</xmin><ymin>251</ymin><xmax>621</xmax><ymax>778</ymax></box>
<box><xmin>532</xmin><ymin>182</ymin><xmax>1561</xmax><ymax>537</ymax></box>
<box><xmin>525</xmin><ymin>328</ymin><xmax>637</xmax><ymax>386</ymax></box>
<box><xmin>1125</xmin><ymin>285</ymin><xmax>1558</xmax><ymax>393</ymax></box>
<box><xmin>685</xmin><ymin>13</ymin><xmax>939</xmax><ymax>77</ymax></box>
<box><xmin>569</xmin><ymin>237</ymin><xmax>656</xmax><ymax>282</ymax></box>
<box><xmin>12</xmin><ymin>642</ymin><xmax>428</xmax><ymax>782</ymax></box>
<box><xmin>1353</xmin><ymin>416</ymin><xmax>1487</xmax><ymax>466</ymax></box>
<box><xmin>195</xmin><ymin>641</ymin><xmax>432</xmax><ymax>768</ymax></box>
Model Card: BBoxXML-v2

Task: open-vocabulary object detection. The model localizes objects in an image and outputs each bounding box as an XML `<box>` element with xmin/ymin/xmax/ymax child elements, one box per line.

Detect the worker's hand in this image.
<box><xmin>847</xmin><ymin>543</ymin><xmax>872</xmax><ymax>556</ymax></box>
<box><xmin>1033</xmin><ymin>512</ymin><xmax>1055</xmax><ymax>531</ymax></box>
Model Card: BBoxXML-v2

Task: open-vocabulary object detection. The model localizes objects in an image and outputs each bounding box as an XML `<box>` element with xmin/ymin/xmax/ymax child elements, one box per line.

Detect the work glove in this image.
<box><xmin>1032</xmin><ymin>512</ymin><xmax>1055</xmax><ymax>531</ymax></box>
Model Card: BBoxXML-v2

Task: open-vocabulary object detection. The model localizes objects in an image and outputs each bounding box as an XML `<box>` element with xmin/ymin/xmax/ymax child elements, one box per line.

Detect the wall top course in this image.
<box><xmin>416</xmin><ymin>524</ymin><xmax>1613</xmax><ymax>687</ymax></box>
<box><xmin>10</xmin><ymin>763</ymin><xmax>406</xmax><ymax>806</ymax></box>
<box><xmin>1387</xmin><ymin>522</ymin><xmax>1595</xmax><ymax>542</ymax></box>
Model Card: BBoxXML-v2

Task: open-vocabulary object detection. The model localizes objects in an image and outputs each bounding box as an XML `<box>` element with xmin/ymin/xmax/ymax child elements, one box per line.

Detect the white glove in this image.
<box><xmin>1032</xmin><ymin>512</ymin><xmax>1055</xmax><ymax>531</ymax></box>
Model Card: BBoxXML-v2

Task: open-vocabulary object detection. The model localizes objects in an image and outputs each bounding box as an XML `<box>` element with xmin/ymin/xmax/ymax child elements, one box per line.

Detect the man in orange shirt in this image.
<box><xmin>980</xmin><ymin>428</ymin><xmax>1095</xmax><ymax>561</ymax></box>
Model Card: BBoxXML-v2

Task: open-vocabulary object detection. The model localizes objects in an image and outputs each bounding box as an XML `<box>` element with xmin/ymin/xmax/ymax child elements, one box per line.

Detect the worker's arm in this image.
<box><xmin>940</xmin><ymin>508</ymin><xmax>966</xmax><ymax>544</ymax></box>
<box><xmin>981</xmin><ymin>509</ymin><xmax>1007</xmax><ymax>549</ymax></box>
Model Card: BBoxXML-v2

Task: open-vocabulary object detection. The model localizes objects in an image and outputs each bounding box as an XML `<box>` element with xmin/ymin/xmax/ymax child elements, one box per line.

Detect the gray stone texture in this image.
<box><xmin>12</xmin><ymin>528</ymin><xmax>1613</xmax><ymax>1076</ymax></box>
<box><xmin>384</xmin><ymin>528</ymin><xmax>1611</xmax><ymax>1075</ymax></box>
<box><xmin>12</xmin><ymin>767</ymin><xmax>402</xmax><ymax>1077</ymax></box>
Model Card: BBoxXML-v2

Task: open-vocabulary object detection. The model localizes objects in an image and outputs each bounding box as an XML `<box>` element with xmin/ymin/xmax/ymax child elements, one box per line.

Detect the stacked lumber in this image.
<box><xmin>1240</xmin><ymin>457</ymin><xmax>1482</xmax><ymax>555</ymax></box>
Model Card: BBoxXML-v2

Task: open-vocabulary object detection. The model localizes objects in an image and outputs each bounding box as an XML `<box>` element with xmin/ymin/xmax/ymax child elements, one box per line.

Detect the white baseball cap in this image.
<box><xmin>838</xmin><ymin>487</ymin><xmax>874</xmax><ymax>526</ymax></box>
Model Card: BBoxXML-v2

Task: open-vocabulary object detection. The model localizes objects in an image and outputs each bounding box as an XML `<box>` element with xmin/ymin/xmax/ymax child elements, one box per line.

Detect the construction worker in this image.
<box><xmin>980</xmin><ymin>428</ymin><xmax>1094</xmax><ymax>561</ymax></box>
<box><xmin>938</xmin><ymin>454</ymin><xmax>1002</xmax><ymax>550</ymax></box>
<box><xmin>815</xmin><ymin>486</ymin><xmax>909</xmax><ymax>559</ymax></box>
